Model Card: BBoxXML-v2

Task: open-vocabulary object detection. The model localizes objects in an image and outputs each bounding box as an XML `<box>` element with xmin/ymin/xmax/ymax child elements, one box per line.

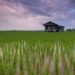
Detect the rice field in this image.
<box><xmin>0</xmin><ymin>31</ymin><xmax>75</xmax><ymax>75</ymax></box>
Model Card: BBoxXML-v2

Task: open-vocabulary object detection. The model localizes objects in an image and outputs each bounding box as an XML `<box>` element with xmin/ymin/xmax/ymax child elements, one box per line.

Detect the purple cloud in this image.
<box><xmin>0</xmin><ymin>0</ymin><xmax>75</xmax><ymax>30</ymax></box>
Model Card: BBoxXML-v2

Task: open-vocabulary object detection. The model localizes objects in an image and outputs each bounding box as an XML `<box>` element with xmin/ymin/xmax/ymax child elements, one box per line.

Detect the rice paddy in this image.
<box><xmin>0</xmin><ymin>31</ymin><xmax>75</xmax><ymax>75</ymax></box>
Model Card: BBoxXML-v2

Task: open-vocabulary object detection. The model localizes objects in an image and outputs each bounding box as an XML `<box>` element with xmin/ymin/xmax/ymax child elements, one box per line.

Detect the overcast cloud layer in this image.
<box><xmin>0</xmin><ymin>0</ymin><xmax>75</xmax><ymax>30</ymax></box>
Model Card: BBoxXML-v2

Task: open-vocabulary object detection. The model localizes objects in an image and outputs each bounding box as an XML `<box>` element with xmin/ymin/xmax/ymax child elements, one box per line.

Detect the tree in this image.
<box><xmin>66</xmin><ymin>29</ymin><xmax>72</xmax><ymax>32</ymax></box>
<box><xmin>72</xmin><ymin>29</ymin><xmax>75</xmax><ymax>31</ymax></box>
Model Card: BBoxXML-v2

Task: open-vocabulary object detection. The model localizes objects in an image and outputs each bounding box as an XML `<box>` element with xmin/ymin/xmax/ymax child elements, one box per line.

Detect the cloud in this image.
<box><xmin>0</xmin><ymin>2</ymin><xmax>50</xmax><ymax>30</ymax></box>
<box><xmin>0</xmin><ymin>0</ymin><xmax>70</xmax><ymax>16</ymax></box>
<box><xmin>71</xmin><ymin>20</ymin><xmax>75</xmax><ymax>25</ymax></box>
<box><xmin>69</xmin><ymin>0</ymin><xmax>75</xmax><ymax>7</ymax></box>
<box><xmin>0</xmin><ymin>0</ymin><xmax>75</xmax><ymax>30</ymax></box>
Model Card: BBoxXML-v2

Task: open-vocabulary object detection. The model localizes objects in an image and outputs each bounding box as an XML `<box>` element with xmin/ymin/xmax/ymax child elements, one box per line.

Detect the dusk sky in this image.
<box><xmin>0</xmin><ymin>0</ymin><xmax>75</xmax><ymax>30</ymax></box>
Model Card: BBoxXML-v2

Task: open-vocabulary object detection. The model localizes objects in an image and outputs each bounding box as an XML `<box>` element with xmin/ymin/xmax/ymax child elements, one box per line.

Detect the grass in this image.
<box><xmin>0</xmin><ymin>31</ymin><xmax>75</xmax><ymax>75</ymax></box>
<box><xmin>0</xmin><ymin>31</ymin><xmax>75</xmax><ymax>42</ymax></box>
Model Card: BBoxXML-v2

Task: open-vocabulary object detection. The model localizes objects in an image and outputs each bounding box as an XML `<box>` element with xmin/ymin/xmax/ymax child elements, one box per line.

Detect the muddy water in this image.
<box><xmin>50</xmin><ymin>58</ymin><xmax>54</xmax><ymax>75</ymax></box>
<box><xmin>58</xmin><ymin>58</ymin><xmax>65</xmax><ymax>75</ymax></box>
<box><xmin>50</xmin><ymin>43</ymin><xmax>65</xmax><ymax>75</ymax></box>
<box><xmin>50</xmin><ymin>58</ymin><xmax>65</xmax><ymax>75</ymax></box>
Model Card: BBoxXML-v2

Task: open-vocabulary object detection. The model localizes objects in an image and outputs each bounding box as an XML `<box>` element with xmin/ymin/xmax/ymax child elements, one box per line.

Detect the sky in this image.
<box><xmin>0</xmin><ymin>0</ymin><xmax>75</xmax><ymax>30</ymax></box>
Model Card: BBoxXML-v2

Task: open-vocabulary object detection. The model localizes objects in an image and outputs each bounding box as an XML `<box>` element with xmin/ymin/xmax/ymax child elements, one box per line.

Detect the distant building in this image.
<box><xmin>43</xmin><ymin>21</ymin><xmax>64</xmax><ymax>32</ymax></box>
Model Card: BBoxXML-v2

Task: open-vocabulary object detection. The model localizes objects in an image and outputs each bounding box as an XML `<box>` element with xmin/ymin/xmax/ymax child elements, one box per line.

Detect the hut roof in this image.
<box><xmin>43</xmin><ymin>21</ymin><xmax>64</xmax><ymax>27</ymax></box>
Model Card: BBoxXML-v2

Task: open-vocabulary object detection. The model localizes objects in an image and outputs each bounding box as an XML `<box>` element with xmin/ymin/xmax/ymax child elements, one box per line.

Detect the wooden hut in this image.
<box><xmin>43</xmin><ymin>21</ymin><xmax>64</xmax><ymax>32</ymax></box>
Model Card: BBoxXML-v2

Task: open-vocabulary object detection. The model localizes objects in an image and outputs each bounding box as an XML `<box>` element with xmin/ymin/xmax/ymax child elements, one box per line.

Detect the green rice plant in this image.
<box><xmin>12</xmin><ymin>43</ymin><xmax>18</xmax><ymax>75</ymax></box>
<box><xmin>66</xmin><ymin>42</ymin><xmax>74</xmax><ymax>74</ymax></box>
<box><xmin>6</xmin><ymin>43</ymin><xmax>15</xmax><ymax>75</ymax></box>
<box><xmin>0</xmin><ymin>60</ymin><xmax>4</xmax><ymax>75</ymax></box>
<box><xmin>17</xmin><ymin>42</ymin><xmax>24</xmax><ymax>75</ymax></box>
<box><xmin>41</xmin><ymin>48</ymin><xmax>51</xmax><ymax>75</ymax></box>
<box><xmin>25</xmin><ymin>44</ymin><xmax>35</xmax><ymax>75</ymax></box>
<box><xmin>2</xmin><ymin>44</ymin><xmax>9</xmax><ymax>75</ymax></box>
<box><xmin>1</xmin><ymin>42</ymin><xmax>18</xmax><ymax>75</ymax></box>
<box><xmin>33</xmin><ymin>44</ymin><xmax>41</xmax><ymax>75</ymax></box>
<box><xmin>54</xmin><ymin>43</ymin><xmax>59</xmax><ymax>75</ymax></box>
<box><xmin>61</xmin><ymin>43</ymin><xmax>72</xmax><ymax>75</ymax></box>
<box><xmin>0</xmin><ymin>47</ymin><xmax>4</xmax><ymax>75</ymax></box>
<box><xmin>42</xmin><ymin>61</ymin><xmax>50</xmax><ymax>75</ymax></box>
